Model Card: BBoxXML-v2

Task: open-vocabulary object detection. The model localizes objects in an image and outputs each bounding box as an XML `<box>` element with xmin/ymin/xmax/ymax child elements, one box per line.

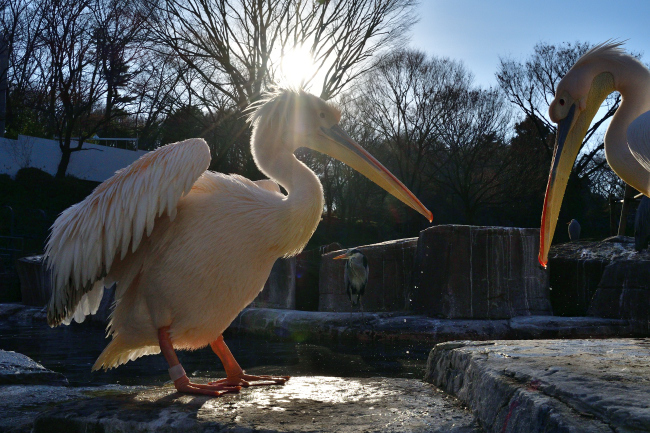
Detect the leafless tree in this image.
<box><xmin>351</xmin><ymin>49</ymin><xmax>469</xmax><ymax>196</ymax></box>
<box><xmin>3</xmin><ymin>0</ymin><xmax>168</xmax><ymax>176</ymax></box>
<box><xmin>148</xmin><ymin>0</ymin><xmax>418</xmax><ymax>109</ymax></box>
<box><xmin>432</xmin><ymin>87</ymin><xmax>512</xmax><ymax>223</ymax></box>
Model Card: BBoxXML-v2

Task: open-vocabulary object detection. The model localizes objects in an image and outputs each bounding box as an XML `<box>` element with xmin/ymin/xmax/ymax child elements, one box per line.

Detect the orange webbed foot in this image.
<box><xmin>174</xmin><ymin>375</ymin><xmax>241</xmax><ymax>396</ymax></box>
<box><xmin>209</xmin><ymin>373</ymin><xmax>290</xmax><ymax>388</ymax></box>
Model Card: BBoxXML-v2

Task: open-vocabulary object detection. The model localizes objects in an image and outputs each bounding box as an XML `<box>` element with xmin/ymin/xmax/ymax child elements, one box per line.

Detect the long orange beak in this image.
<box><xmin>333</xmin><ymin>253</ymin><xmax>347</xmax><ymax>260</ymax></box>
<box><xmin>539</xmin><ymin>73</ymin><xmax>614</xmax><ymax>267</ymax></box>
<box><xmin>315</xmin><ymin>124</ymin><xmax>433</xmax><ymax>222</ymax></box>
<box><xmin>539</xmin><ymin>104</ymin><xmax>580</xmax><ymax>267</ymax></box>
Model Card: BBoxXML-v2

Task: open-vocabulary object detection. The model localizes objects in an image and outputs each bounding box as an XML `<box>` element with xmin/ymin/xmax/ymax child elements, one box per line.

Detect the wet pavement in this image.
<box><xmin>21</xmin><ymin>377</ymin><xmax>484</xmax><ymax>433</ymax></box>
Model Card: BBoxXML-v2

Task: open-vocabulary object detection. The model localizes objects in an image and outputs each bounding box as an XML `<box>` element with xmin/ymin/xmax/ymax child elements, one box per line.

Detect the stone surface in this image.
<box><xmin>589</xmin><ymin>258</ymin><xmax>650</xmax><ymax>325</ymax></box>
<box><xmin>295</xmin><ymin>243</ymin><xmax>342</xmax><ymax>311</ymax></box>
<box><xmin>27</xmin><ymin>377</ymin><xmax>483</xmax><ymax>433</ymax></box>
<box><xmin>0</xmin><ymin>385</ymin><xmax>94</xmax><ymax>433</ymax></box>
<box><xmin>549</xmin><ymin>236</ymin><xmax>650</xmax><ymax>320</ymax></box>
<box><xmin>228</xmin><ymin>308</ymin><xmax>641</xmax><ymax>348</ymax></box>
<box><xmin>319</xmin><ymin>238</ymin><xmax>418</xmax><ymax>312</ymax></box>
<box><xmin>0</xmin><ymin>349</ymin><xmax>68</xmax><ymax>385</ymax></box>
<box><xmin>0</xmin><ymin>302</ymin><xmax>27</xmax><ymax>320</ymax></box>
<box><xmin>547</xmin><ymin>236</ymin><xmax>646</xmax><ymax>316</ymax></box>
<box><xmin>15</xmin><ymin>255</ymin><xmax>51</xmax><ymax>307</ymax></box>
<box><xmin>294</xmin><ymin>248</ymin><xmax>322</xmax><ymax>312</ymax></box>
<box><xmin>425</xmin><ymin>339</ymin><xmax>650</xmax><ymax>433</ymax></box>
<box><xmin>251</xmin><ymin>257</ymin><xmax>297</xmax><ymax>309</ymax></box>
<box><xmin>411</xmin><ymin>226</ymin><xmax>550</xmax><ymax>319</ymax></box>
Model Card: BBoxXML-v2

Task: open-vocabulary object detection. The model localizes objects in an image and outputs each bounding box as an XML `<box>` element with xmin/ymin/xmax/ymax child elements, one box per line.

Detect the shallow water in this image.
<box><xmin>0</xmin><ymin>318</ymin><xmax>427</xmax><ymax>387</ymax></box>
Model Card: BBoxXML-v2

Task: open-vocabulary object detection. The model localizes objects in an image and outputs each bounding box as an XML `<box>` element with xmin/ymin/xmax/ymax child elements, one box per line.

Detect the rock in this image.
<box><xmin>0</xmin><ymin>303</ymin><xmax>26</xmax><ymax>320</ymax></box>
<box><xmin>250</xmin><ymin>257</ymin><xmax>296</xmax><ymax>309</ymax></box>
<box><xmin>294</xmin><ymin>248</ymin><xmax>321</xmax><ymax>311</ymax></box>
<box><xmin>588</xmin><ymin>258</ymin><xmax>650</xmax><ymax>325</ymax></box>
<box><xmin>253</xmin><ymin>243</ymin><xmax>344</xmax><ymax>311</ymax></box>
<box><xmin>0</xmin><ymin>350</ymin><xmax>67</xmax><ymax>386</ymax></box>
<box><xmin>295</xmin><ymin>243</ymin><xmax>342</xmax><ymax>311</ymax></box>
<box><xmin>547</xmin><ymin>236</ymin><xmax>644</xmax><ymax>316</ymax></box>
<box><xmin>411</xmin><ymin>226</ymin><xmax>550</xmax><ymax>319</ymax></box>
<box><xmin>15</xmin><ymin>255</ymin><xmax>52</xmax><ymax>307</ymax></box>
<box><xmin>31</xmin><ymin>376</ymin><xmax>483</xmax><ymax>433</ymax></box>
<box><xmin>425</xmin><ymin>339</ymin><xmax>650</xmax><ymax>433</ymax></box>
<box><xmin>548</xmin><ymin>236</ymin><xmax>650</xmax><ymax>320</ymax></box>
<box><xmin>319</xmin><ymin>238</ymin><xmax>418</xmax><ymax>312</ymax></box>
<box><xmin>0</xmin><ymin>385</ymin><xmax>91</xmax><ymax>433</ymax></box>
<box><xmin>227</xmin><ymin>308</ymin><xmax>639</xmax><ymax>348</ymax></box>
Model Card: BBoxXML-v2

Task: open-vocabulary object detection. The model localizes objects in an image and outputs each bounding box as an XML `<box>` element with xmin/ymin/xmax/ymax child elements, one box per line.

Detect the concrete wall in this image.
<box><xmin>0</xmin><ymin>135</ymin><xmax>148</xmax><ymax>182</ymax></box>
<box><xmin>319</xmin><ymin>238</ymin><xmax>418</xmax><ymax>313</ymax></box>
<box><xmin>411</xmin><ymin>225</ymin><xmax>551</xmax><ymax>319</ymax></box>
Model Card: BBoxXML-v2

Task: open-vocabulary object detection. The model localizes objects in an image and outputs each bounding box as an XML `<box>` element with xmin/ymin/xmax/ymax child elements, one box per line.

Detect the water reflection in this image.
<box><xmin>0</xmin><ymin>317</ymin><xmax>426</xmax><ymax>387</ymax></box>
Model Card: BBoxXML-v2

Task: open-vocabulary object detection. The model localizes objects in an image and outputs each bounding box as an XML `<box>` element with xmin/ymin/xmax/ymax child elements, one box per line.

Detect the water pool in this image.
<box><xmin>0</xmin><ymin>315</ymin><xmax>427</xmax><ymax>387</ymax></box>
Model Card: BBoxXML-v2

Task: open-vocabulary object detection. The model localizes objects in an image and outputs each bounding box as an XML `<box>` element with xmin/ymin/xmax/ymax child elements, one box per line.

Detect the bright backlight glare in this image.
<box><xmin>277</xmin><ymin>45</ymin><xmax>316</xmax><ymax>88</ymax></box>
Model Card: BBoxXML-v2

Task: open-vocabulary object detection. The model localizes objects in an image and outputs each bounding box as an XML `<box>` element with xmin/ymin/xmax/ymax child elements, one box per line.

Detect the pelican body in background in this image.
<box><xmin>45</xmin><ymin>89</ymin><xmax>432</xmax><ymax>397</ymax></box>
<box><xmin>334</xmin><ymin>249</ymin><xmax>369</xmax><ymax>309</ymax></box>
<box><xmin>635</xmin><ymin>196</ymin><xmax>650</xmax><ymax>251</ymax></box>
<box><xmin>539</xmin><ymin>42</ymin><xmax>650</xmax><ymax>266</ymax></box>
<box><xmin>568</xmin><ymin>219</ymin><xmax>581</xmax><ymax>241</ymax></box>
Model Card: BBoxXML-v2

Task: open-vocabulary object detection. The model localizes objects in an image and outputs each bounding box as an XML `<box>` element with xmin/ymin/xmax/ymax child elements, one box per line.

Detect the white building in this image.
<box><xmin>0</xmin><ymin>135</ymin><xmax>148</xmax><ymax>182</ymax></box>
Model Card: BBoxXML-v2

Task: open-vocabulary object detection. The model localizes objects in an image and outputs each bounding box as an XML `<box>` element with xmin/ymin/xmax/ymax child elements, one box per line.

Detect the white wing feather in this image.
<box><xmin>628</xmin><ymin>110</ymin><xmax>650</xmax><ymax>174</ymax></box>
<box><xmin>253</xmin><ymin>179</ymin><xmax>282</xmax><ymax>194</ymax></box>
<box><xmin>46</xmin><ymin>138</ymin><xmax>211</xmax><ymax>326</ymax></box>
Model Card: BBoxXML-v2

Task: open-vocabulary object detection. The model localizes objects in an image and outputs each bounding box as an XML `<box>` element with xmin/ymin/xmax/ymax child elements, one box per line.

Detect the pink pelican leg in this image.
<box><xmin>208</xmin><ymin>335</ymin><xmax>290</xmax><ymax>387</ymax></box>
<box><xmin>158</xmin><ymin>327</ymin><xmax>241</xmax><ymax>396</ymax></box>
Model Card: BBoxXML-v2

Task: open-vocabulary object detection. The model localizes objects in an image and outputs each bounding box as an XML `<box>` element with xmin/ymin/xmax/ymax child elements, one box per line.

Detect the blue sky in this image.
<box><xmin>409</xmin><ymin>0</ymin><xmax>650</xmax><ymax>89</ymax></box>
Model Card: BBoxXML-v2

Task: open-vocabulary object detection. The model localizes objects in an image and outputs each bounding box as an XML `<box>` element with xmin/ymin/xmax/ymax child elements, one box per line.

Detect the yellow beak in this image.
<box><xmin>315</xmin><ymin>124</ymin><xmax>433</xmax><ymax>222</ymax></box>
<box><xmin>539</xmin><ymin>104</ymin><xmax>582</xmax><ymax>267</ymax></box>
<box><xmin>333</xmin><ymin>253</ymin><xmax>347</xmax><ymax>260</ymax></box>
<box><xmin>539</xmin><ymin>73</ymin><xmax>615</xmax><ymax>267</ymax></box>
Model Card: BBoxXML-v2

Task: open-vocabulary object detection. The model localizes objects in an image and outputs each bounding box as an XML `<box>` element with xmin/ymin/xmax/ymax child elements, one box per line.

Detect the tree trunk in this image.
<box><xmin>55</xmin><ymin>147</ymin><xmax>72</xmax><ymax>179</ymax></box>
<box><xmin>0</xmin><ymin>34</ymin><xmax>7</xmax><ymax>138</ymax></box>
<box><xmin>56</xmin><ymin>135</ymin><xmax>75</xmax><ymax>179</ymax></box>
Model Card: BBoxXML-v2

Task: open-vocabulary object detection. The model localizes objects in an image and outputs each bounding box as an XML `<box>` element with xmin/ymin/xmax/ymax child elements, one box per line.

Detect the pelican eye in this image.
<box><xmin>559</xmin><ymin>98</ymin><xmax>565</xmax><ymax>106</ymax></box>
<box><xmin>319</xmin><ymin>112</ymin><xmax>326</xmax><ymax>119</ymax></box>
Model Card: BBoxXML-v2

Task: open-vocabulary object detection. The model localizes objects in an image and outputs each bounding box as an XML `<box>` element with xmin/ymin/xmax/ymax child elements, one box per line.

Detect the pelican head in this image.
<box><xmin>539</xmin><ymin>43</ymin><xmax>624</xmax><ymax>266</ymax></box>
<box><xmin>249</xmin><ymin>88</ymin><xmax>432</xmax><ymax>222</ymax></box>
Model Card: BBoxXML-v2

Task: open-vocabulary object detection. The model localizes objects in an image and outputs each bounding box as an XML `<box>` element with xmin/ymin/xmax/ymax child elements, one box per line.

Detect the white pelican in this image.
<box><xmin>539</xmin><ymin>42</ymin><xmax>650</xmax><ymax>266</ymax></box>
<box><xmin>45</xmin><ymin>89</ymin><xmax>432</xmax><ymax>396</ymax></box>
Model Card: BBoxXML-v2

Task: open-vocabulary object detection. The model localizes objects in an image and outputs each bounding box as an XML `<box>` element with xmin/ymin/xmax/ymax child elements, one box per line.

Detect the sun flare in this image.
<box><xmin>277</xmin><ymin>45</ymin><xmax>317</xmax><ymax>88</ymax></box>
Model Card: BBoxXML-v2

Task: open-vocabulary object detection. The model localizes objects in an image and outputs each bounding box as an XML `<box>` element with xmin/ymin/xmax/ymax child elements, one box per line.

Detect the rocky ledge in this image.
<box><xmin>0</xmin><ymin>350</ymin><xmax>67</xmax><ymax>386</ymax></box>
<box><xmin>425</xmin><ymin>338</ymin><xmax>650</xmax><ymax>433</ymax></box>
<box><xmin>228</xmin><ymin>307</ymin><xmax>645</xmax><ymax>346</ymax></box>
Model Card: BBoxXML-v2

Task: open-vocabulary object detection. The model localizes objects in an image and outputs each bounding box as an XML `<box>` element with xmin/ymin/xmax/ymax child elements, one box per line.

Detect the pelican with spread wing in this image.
<box><xmin>45</xmin><ymin>89</ymin><xmax>432</xmax><ymax>396</ymax></box>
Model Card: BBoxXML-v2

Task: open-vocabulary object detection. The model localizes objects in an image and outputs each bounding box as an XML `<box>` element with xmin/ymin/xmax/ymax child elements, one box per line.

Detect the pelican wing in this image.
<box><xmin>46</xmin><ymin>138</ymin><xmax>211</xmax><ymax>326</ymax></box>
<box><xmin>628</xmin><ymin>110</ymin><xmax>650</xmax><ymax>175</ymax></box>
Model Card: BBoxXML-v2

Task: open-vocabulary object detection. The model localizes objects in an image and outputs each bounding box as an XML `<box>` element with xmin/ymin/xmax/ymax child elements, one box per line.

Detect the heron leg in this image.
<box><xmin>208</xmin><ymin>335</ymin><xmax>289</xmax><ymax>387</ymax></box>
<box><xmin>158</xmin><ymin>327</ymin><xmax>241</xmax><ymax>396</ymax></box>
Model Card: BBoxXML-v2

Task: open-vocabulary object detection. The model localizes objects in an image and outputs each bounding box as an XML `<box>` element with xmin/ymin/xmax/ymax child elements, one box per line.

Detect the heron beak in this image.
<box><xmin>538</xmin><ymin>74</ymin><xmax>614</xmax><ymax>267</ymax></box>
<box><xmin>316</xmin><ymin>124</ymin><xmax>433</xmax><ymax>222</ymax></box>
<box><xmin>333</xmin><ymin>253</ymin><xmax>347</xmax><ymax>260</ymax></box>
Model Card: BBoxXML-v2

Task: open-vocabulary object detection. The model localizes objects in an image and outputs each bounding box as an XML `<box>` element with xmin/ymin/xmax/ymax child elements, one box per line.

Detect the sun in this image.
<box><xmin>276</xmin><ymin>45</ymin><xmax>317</xmax><ymax>88</ymax></box>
